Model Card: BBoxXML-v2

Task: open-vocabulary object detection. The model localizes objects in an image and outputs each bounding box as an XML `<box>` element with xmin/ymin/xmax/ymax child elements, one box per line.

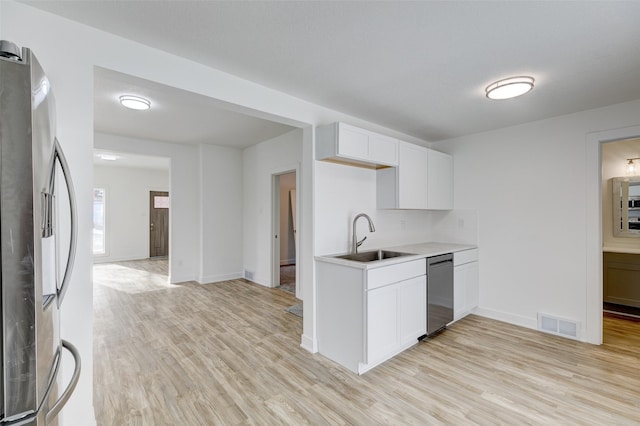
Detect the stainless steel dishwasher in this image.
<box><xmin>426</xmin><ymin>253</ymin><xmax>454</xmax><ymax>336</ymax></box>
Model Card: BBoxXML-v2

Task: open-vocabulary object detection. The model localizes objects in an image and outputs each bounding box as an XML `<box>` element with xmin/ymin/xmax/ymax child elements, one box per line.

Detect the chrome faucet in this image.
<box><xmin>352</xmin><ymin>213</ymin><xmax>376</xmax><ymax>254</ymax></box>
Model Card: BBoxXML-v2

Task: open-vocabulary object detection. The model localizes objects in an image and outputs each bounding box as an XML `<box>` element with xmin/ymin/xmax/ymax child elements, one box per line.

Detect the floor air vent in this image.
<box><xmin>537</xmin><ymin>313</ymin><xmax>579</xmax><ymax>340</ymax></box>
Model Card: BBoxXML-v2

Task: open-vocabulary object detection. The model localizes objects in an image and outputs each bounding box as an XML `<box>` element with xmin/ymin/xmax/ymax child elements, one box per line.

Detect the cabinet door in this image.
<box><xmin>453</xmin><ymin>261</ymin><xmax>479</xmax><ymax>321</ymax></box>
<box><xmin>398</xmin><ymin>142</ymin><xmax>428</xmax><ymax>209</ymax></box>
<box><xmin>426</xmin><ymin>149</ymin><xmax>453</xmax><ymax>210</ymax></box>
<box><xmin>453</xmin><ymin>265</ymin><xmax>467</xmax><ymax>321</ymax></box>
<box><xmin>467</xmin><ymin>261</ymin><xmax>479</xmax><ymax>311</ymax></box>
<box><xmin>369</xmin><ymin>134</ymin><xmax>398</xmax><ymax>166</ymax></box>
<box><xmin>367</xmin><ymin>284</ymin><xmax>398</xmax><ymax>364</ymax></box>
<box><xmin>338</xmin><ymin>124</ymin><xmax>369</xmax><ymax>160</ymax></box>
<box><xmin>399</xmin><ymin>276</ymin><xmax>427</xmax><ymax>345</ymax></box>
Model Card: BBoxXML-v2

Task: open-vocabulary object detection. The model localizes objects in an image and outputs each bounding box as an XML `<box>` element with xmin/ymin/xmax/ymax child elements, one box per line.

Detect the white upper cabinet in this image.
<box><xmin>426</xmin><ymin>148</ymin><xmax>453</xmax><ymax>210</ymax></box>
<box><xmin>316</xmin><ymin>122</ymin><xmax>398</xmax><ymax>168</ymax></box>
<box><xmin>377</xmin><ymin>142</ymin><xmax>452</xmax><ymax>210</ymax></box>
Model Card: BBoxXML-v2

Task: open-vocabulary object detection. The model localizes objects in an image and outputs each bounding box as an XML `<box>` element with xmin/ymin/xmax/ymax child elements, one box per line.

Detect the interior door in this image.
<box><xmin>149</xmin><ymin>191</ymin><xmax>169</xmax><ymax>258</ymax></box>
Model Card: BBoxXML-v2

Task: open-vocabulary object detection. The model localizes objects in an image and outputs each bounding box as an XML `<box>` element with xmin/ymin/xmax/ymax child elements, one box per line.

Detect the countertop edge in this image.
<box><xmin>315</xmin><ymin>242</ymin><xmax>477</xmax><ymax>270</ymax></box>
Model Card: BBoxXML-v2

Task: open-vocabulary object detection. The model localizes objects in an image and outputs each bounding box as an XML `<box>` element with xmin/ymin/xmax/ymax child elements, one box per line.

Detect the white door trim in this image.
<box><xmin>271</xmin><ymin>165</ymin><xmax>300</xmax><ymax>292</ymax></box>
<box><xmin>586</xmin><ymin>124</ymin><xmax>640</xmax><ymax>344</ymax></box>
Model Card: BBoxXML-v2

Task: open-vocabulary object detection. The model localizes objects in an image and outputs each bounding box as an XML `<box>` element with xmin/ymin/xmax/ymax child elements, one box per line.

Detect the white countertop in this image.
<box><xmin>603</xmin><ymin>246</ymin><xmax>640</xmax><ymax>254</ymax></box>
<box><xmin>315</xmin><ymin>242</ymin><xmax>477</xmax><ymax>270</ymax></box>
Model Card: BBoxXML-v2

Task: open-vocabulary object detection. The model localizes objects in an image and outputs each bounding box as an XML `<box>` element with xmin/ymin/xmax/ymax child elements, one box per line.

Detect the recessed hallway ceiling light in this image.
<box><xmin>119</xmin><ymin>95</ymin><xmax>151</xmax><ymax>110</ymax></box>
<box><xmin>485</xmin><ymin>76</ymin><xmax>535</xmax><ymax>100</ymax></box>
<box><xmin>99</xmin><ymin>154</ymin><xmax>119</xmax><ymax>161</ymax></box>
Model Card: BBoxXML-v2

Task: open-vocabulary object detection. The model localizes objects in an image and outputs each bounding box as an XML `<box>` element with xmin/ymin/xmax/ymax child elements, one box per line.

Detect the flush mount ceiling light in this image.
<box><xmin>485</xmin><ymin>76</ymin><xmax>535</xmax><ymax>100</ymax></box>
<box><xmin>119</xmin><ymin>95</ymin><xmax>151</xmax><ymax>110</ymax></box>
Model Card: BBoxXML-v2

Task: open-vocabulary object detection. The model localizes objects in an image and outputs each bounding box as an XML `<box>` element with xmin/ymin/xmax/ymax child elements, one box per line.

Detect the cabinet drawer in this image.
<box><xmin>454</xmin><ymin>248</ymin><xmax>478</xmax><ymax>266</ymax></box>
<box><xmin>367</xmin><ymin>258</ymin><xmax>426</xmax><ymax>290</ymax></box>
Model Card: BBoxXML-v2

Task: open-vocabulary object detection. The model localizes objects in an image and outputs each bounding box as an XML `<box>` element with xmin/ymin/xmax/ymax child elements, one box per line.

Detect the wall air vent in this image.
<box><xmin>537</xmin><ymin>313</ymin><xmax>579</xmax><ymax>340</ymax></box>
<box><xmin>244</xmin><ymin>270</ymin><xmax>254</xmax><ymax>281</ymax></box>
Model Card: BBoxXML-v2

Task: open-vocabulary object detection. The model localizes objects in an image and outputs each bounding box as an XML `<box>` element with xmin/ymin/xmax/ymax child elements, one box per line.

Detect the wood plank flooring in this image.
<box><xmin>93</xmin><ymin>261</ymin><xmax>640</xmax><ymax>425</ymax></box>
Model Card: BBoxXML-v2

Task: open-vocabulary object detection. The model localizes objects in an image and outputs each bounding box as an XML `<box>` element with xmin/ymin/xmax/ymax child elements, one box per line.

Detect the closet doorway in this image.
<box><xmin>272</xmin><ymin>170</ymin><xmax>298</xmax><ymax>297</ymax></box>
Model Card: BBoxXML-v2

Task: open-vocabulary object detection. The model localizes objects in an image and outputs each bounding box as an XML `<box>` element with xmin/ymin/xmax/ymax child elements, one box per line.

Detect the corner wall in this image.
<box><xmin>198</xmin><ymin>143</ymin><xmax>244</xmax><ymax>283</ymax></box>
<box><xmin>433</xmin><ymin>99</ymin><xmax>640</xmax><ymax>341</ymax></box>
<box><xmin>314</xmin><ymin>161</ymin><xmax>434</xmax><ymax>256</ymax></box>
<box><xmin>243</xmin><ymin>129</ymin><xmax>303</xmax><ymax>287</ymax></box>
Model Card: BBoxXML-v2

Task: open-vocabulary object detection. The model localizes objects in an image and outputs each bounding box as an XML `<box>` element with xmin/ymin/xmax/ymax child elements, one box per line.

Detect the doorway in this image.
<box><xmin>586</xmin><ymin>124</ymin><xmax>640</xmax><ymax>345</ymax></box>
<box><xmin>272</xmin><ymin>170</ymin><xmax>298</xmax><ymax>297</ymax></box>
<box><xmin>601</xmin><ymin>138</ymin><xmax>640</xmax><ymax>323</ymax></box>
<box><xmin>150</xmin><ymin>190</ymin><xmax>169</xmax><ymax>258</ymax></box>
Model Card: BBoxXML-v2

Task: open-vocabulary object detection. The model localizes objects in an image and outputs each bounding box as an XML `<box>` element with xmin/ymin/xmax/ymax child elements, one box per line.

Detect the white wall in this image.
<box><xmin>94</xmin><ymin>165</ymin><xmax>169</xmax><ymax>263</ymax></box>
<box><xmin>279</xmin><ymin>172</ymin><xmax>297</xmax><ymax>265</ymax></box>
<box><xmin>243</xmin><ymin>129</ymin><xmax>302</xmax><ymax>286</ymax></box>
<box><xmin>314</xmin><ymin>161</ymin><xmax>434</xmax><ymax>256</ymax></box>
<box><xmin>198</xmin><ymin>143</ymin><xmax>244</xmax><ymax>283</ymax></box>
<box><xmin>601</xmin><ymin>138</ymin><xmax>640</xmax><ymax>253</ymax></box>
<box><xmin>95</xmin><ymin>133</ymin><xmax>200</xmax><ymax>283</ymax></box>
<box><xmin>432</xmin><ymin>99</ymin><xmax>640</xmax><ymax>341</ymax></box>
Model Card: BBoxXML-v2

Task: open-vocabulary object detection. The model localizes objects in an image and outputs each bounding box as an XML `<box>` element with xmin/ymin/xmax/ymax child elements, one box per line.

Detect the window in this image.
<box><xmin>93</xmin><ymin>188</ymin><xmax>106</xmax><ymax>255</ymax></box>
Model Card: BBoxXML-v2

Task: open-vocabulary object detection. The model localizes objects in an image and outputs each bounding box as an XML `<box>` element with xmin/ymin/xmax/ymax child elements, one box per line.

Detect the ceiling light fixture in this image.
<box><xmin>99</xmin><ymin>154</ymin><xmax>119</xmax><ymax>161</ymax></box>
<box><xmin>485</xmin><ymin>76</ymin><xmax>535</xmax><ymax>100</ymax></box>
<box><xmin>626</xmin><ymin>158</ymin><xmax>640</xmax><ymax>175</ymax></box>
<box><xmin>119</xmin><ymin>95</ymin><xmax>151</xmax><ymax>110</ymax></box>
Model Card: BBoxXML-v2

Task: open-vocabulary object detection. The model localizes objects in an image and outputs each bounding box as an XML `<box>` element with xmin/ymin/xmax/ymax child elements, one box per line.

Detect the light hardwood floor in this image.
<box><xmin>94</xmin><ymin>260</ymin><xmax>640</xmax><ymax>425</ymax></box>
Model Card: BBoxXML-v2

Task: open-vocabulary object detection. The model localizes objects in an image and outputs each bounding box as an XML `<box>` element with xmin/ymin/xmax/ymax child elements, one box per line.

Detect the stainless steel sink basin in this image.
<box><xmin>334</xmin><ymin>250</ymin><xmax>413</xmax><ymax>262</ymax></box>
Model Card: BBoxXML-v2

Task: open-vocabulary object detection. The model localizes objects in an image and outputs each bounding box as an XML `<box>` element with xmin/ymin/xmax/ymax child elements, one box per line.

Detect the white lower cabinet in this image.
<box><xmin>399</xmin><ymin>276</ymin><xmax>428</xmax><ymax>346</ymax></box>
<box><xmin>366</xmin><ymin>275</ymin><xmax>427</xmax><ymax>366</ymax></box>
<box><xmin>317</xmin><ymin>258</ymin><xmax>426</xmax><ymax>375</ymax></box>
<box><xmin>367</xmin><ymin>284</ymin><xmax>399</xmax><ymax>363</ymax></box>
<box><xmin>453</xmin><ymin>249</ymin><xmax>479</xmax><ymax>322</ymax></box>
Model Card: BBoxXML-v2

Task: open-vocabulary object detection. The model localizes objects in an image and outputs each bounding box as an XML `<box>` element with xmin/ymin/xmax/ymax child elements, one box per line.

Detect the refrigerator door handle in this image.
<box><xmin>53</xmin><ymin>138</ymin><xmax>77</xmax><ymax>307</ymax></box>
<box><xmin>45</xmin><ymin>340</ymin><xmax>81</xmax><ymax>424</ymax></box>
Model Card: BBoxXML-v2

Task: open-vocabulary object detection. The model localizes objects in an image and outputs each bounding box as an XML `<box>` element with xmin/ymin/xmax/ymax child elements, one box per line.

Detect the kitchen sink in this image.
<box><xmin>334</xmin><ymin>250</ymin><xmax>413</xmax><ymax>262</ymax></box>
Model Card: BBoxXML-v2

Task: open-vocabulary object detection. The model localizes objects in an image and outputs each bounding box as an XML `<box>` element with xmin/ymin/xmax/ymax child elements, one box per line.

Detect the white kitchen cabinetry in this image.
<box><xmin>316</xmin><ymin>122</ymin><xmax>398</xmax><ymax>168</ymax></box>
<box><xmin>377</xmin><ymin>142</ymin><xmax>428</xmax><ymax>209</ymax></box>
<box><xmin>453</xmin><ymin>248</ymin><xmax>479</xmax><ymax>322</ymax></box>
<box><xmin>377</xmin><ymin>142</ymin><xmax>453</xmax><ymax>210</ymax></box>
<box><xmin>317</xmin><ymin>258</ymin><xmax>426</xmax><ymax>374</ymax></box>
<box><xmin>427</xmin><ymin>148</ymin><xmax>453</xmax><ymax>210</ymax></box>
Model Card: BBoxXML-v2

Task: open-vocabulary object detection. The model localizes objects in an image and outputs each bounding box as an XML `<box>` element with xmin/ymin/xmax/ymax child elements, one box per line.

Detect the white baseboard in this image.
<box><xmin>93</xmin><ymin>254</ymin><xmax>149</xmax><ymax>264</ymax></box>
<box><xmin>170</xmin><ymin>273</ymin><xmax>197</xmax><ymax>284</ymax></box>
<box><xmin>280</xmin><ymin>258</ymin><xmax>297</xmax><ymax>266</ymax></box>
<box><xmin>300</xmin><ymin>333</ymin><xmax>317</xmax><ymax>353</ymax></box>
<box><xmin>473</xmin><ymin>306</ymin><xmax>538</xmax><ymax>331</ymax></box>
<box><xmin>198</xmin><ymin>272</ymin><xmax>243</xmax><ymax>284</ymax></box>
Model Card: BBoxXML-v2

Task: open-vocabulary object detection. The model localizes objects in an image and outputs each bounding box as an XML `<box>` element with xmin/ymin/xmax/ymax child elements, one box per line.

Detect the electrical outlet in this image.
<box><xmin>400</xmin><ymin>219</ymin><xmax>406</xmax><ymax>230</ymax></box>
<box><xmin>458</xmin><ymin>218</ymin><xmax>464</xmax><ymax>228</ymax></box>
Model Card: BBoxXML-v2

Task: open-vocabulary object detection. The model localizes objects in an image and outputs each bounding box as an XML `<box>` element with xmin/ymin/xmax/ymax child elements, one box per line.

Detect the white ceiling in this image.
<box><xmin>21</xmin><ymin>1</ymin><xmax>640</xmax><ymax>142</ymax></box>
<box><xmin>94</xmin><ymin>149</ymin><xmax>170</xmax><ymax>171</ymax></box>
<box><xmin>94</xmin><ymin>67</ymin><xmax>296</xmax><ymax>148</ymax></box>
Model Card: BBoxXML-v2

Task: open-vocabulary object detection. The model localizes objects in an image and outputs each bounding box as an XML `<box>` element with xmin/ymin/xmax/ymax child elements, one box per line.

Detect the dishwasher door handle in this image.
<box><xmin>427</xmin><ymin>253</ymin><xmax>453</xmax><ymax>267</ymax></box>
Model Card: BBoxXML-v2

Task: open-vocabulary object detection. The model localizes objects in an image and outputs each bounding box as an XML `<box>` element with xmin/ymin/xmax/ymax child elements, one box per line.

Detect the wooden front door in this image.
<box><xmin>150</xmin><ymin>191</ymin><xmax>169</xmax><ymax>258</ymax></box>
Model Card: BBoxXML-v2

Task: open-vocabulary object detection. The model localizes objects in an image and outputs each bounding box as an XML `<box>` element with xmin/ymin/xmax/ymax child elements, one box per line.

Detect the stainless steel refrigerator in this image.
<box><xmin>0</xmin><ymin>40</ymin><xmax>80</xmax><ymax>425</ymax></box>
